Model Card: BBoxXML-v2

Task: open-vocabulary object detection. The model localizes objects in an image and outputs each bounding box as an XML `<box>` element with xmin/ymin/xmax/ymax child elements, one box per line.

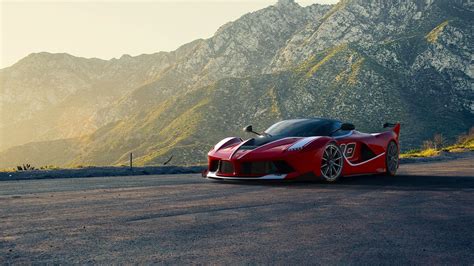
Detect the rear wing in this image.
<box><xmin>383</xmin><ymin>122</ymin><xmax>401</xmax><ymax>138</ymax></box>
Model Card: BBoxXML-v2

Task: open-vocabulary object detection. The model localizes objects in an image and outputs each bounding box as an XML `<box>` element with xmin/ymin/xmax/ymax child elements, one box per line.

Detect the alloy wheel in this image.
<box><xmin>321</xmin><ymin>144</ymin><xmax>343</xmax><ymax>182</ymax></box>
<box><xmin>386</xmin><ymin>141</ymin><xmax>399</xmax><ymax>175</ymax></box>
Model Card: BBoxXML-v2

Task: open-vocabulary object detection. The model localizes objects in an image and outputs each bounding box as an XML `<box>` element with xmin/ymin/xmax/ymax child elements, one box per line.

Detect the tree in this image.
<box><xmin>423</xmin><ymin>140</ymin><xmax>434</xmax><ymax>150</ymax></box>
<box><xmin>433</xmin><ymin>134</ymin><xmax>445</xmax><ymax>150</ymax></box>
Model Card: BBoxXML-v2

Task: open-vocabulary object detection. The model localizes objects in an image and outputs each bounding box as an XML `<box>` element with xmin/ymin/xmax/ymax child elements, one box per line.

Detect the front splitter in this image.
<box><xmin>206</xmin><ymin>171</ymin><xmax>287</xmax><ymax>180</ymax></box>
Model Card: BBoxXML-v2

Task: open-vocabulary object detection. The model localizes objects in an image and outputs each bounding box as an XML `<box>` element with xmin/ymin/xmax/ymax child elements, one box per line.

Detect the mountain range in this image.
<box><xmin>0</xmin><ymin>0</ymin><xmax>472</xmax><ymax>168</ymax></box>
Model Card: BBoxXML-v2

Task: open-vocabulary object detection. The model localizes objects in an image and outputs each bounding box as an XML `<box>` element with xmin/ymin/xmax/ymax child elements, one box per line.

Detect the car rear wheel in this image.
<box><xmin>320</xmin><ymin>143</ymin><xmax>343</xmax><ymax>182</ymax></box>
<box><xmin>385</xmin><ymin>141</ymin><xmax>399</xmax><ymax>176</ymax></box>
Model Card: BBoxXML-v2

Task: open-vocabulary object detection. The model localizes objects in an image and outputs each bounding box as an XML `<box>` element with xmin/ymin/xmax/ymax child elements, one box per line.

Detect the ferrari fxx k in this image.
<box><xmin>205</xmin><ymin>118</ymin><xmax>400</xmax><ymax>182</ymax></box>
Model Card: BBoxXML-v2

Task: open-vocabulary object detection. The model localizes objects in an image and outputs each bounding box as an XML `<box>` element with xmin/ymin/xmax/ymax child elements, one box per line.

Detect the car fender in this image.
<box><xmin>284</xmin><ymin>136</ymin><xmax>334</xmax><ymax>177</ymax></box>
<box><xmin>308</xmin><ymin>137</ymin><xmax>338</xmax><ymax>177</ymax></box>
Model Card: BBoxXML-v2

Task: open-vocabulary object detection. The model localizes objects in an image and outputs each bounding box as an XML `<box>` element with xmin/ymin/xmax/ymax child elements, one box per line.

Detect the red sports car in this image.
<box><xmin>204</xmin><ymin>118</ymin><xmax>400</xmax><ymax>182</ymax></box>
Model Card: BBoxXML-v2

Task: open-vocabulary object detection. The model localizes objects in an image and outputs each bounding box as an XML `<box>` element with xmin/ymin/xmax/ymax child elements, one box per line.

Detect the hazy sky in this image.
<box><xmin>0</xmin><ymin>0</ymin><xmax>338</xmax><ymax>68</ymax></box>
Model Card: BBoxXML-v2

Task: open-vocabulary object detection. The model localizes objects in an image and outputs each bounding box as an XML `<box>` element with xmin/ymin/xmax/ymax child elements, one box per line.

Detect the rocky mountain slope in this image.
<box><xmin>0</xmin><ymin>42</ymin><xmax>201</xmax><ymax>150</ymax></box>
<box><xmin>0</xmin><ymin>0</ymin><xmax>472</xmax><ymax>168</ymax></box>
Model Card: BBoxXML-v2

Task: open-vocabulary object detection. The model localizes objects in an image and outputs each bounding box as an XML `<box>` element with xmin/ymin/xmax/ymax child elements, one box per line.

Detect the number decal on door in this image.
<box><xmin>339</xmin><ymin>143</ymin><xmax>356</xmax><ymax>159</ymax></box>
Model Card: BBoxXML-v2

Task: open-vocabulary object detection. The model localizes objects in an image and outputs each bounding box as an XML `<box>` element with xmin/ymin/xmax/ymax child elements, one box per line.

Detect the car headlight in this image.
<box><xmin>287</xmin><ymin>137</ymin><xmax>320</xmax><ymax>151</ymax></box>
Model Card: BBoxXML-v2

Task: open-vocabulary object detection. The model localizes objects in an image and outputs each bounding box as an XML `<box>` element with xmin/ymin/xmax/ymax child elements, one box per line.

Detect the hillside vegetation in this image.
<box><xmin>401</xmin><ymin>128</ymin><xmax>474</xmax><ymax>158</ymax></box>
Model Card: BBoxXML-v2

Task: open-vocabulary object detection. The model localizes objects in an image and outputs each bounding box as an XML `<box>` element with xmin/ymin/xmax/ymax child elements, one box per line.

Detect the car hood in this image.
<box><xmin>211</xmin><ymin>136</ymin><xmax>303</xmax><ymax>160</ymax></box>
<box><xmin>240</xmin><ymin>135</ymin><xmax>291</xmax><ymax>149</ymax></box>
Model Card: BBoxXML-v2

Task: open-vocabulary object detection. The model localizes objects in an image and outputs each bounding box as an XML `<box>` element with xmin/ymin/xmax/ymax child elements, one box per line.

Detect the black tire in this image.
<box><xmin>385</xmin><ymin>141</ymin><xmax>399</xmax><ymax>176</ymax></box>
<box><xmin>320</xmin><ymin>143</ymin><xmax>344</xmax><ymax>182</ymax></box>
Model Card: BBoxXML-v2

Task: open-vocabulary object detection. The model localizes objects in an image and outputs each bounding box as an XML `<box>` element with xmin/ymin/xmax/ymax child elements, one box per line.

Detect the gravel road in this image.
<box><xmin>1</xmin><ymin>154</ymin><xmax>473</xmax><ymax>264</ymax></box>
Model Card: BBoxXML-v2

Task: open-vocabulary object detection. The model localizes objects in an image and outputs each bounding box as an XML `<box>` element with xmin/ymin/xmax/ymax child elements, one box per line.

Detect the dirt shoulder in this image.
<box><xmin>0</xmin><ymin>165</ymin><xmax>205</xmax><ymax>181</ymax></box>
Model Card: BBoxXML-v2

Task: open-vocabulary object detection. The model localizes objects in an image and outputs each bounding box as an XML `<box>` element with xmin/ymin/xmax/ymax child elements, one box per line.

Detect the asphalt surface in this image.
<box><xmin>1</xmin><ymin>155</ymin><xmax>473</xmax><ymax>264</ymax></box>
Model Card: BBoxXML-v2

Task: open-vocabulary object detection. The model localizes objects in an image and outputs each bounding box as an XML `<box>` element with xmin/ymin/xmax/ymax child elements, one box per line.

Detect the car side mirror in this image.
<box><xmin>341</xmin><ymin>123</ymin><xmax>355</xmax><ymax>131</ymax></box>
<box><xmin>243</xmin><ymin>125</ymin><xmax>262</xmax><ymax>136</ymax></box>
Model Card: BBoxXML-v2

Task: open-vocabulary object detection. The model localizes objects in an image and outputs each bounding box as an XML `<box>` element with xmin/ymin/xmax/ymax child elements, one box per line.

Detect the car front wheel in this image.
<box><xmin>320</xmin><ymin>143</ymin><xmax>344</xmax><ymax>182</ymax></box>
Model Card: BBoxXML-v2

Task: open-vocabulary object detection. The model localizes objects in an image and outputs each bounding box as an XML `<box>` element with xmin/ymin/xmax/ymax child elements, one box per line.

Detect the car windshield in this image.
<box><xmin>264</xmin><ymin>119</ymin><xmax>340</xmax><ymax>137</ymax></box>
